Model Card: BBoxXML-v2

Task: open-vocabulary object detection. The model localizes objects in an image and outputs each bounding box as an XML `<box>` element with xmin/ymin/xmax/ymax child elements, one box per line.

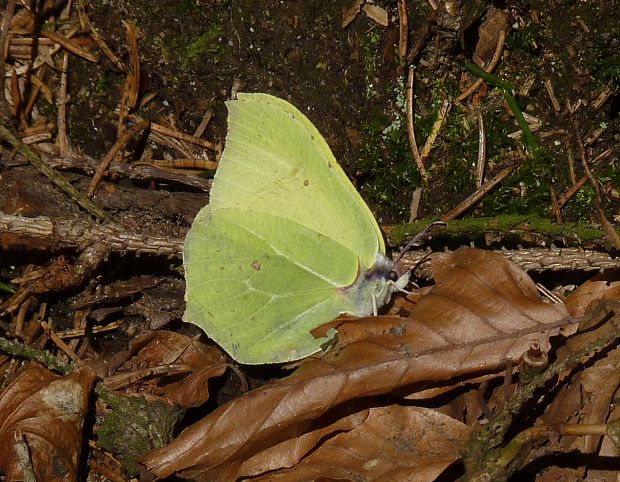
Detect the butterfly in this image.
<box><xmin>183</xmin><ymin>93</ymin><xmax>410</xmax><ymax>364</ymax></box>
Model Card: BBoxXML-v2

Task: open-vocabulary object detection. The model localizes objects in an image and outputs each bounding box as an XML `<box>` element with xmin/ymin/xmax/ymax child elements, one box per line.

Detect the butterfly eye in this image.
<box><xmin>388</xmin><ymin>270</ymin><xmax>399</xmax><ymax>282</ymax></box>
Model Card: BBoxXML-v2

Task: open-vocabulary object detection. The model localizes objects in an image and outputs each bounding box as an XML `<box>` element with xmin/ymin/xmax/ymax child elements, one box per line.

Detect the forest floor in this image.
<box><xmin>0</xmin><ymin>1</ymin><xmax>620</xmax><ymax>481</ymax></box>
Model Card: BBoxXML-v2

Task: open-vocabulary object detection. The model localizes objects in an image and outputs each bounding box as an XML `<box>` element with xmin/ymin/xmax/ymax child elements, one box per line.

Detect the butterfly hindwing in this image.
<box><xmin>184</xmin><ymin>207</ymin><xmax>360</xmax><ymax>364</ymax></box>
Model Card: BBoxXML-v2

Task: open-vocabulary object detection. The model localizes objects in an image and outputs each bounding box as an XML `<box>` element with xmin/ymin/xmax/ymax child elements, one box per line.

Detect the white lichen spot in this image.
<box><xmin>40</xmin><ymin>380</ymin><xmax>84</xmax><ymax>421</ymax></box>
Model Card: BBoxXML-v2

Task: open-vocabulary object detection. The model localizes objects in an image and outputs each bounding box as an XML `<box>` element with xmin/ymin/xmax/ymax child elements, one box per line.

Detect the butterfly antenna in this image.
<box><xmin>393</xmin><ymin>220</ymin><xmax>447</xmax><ymax>265</ymax></box>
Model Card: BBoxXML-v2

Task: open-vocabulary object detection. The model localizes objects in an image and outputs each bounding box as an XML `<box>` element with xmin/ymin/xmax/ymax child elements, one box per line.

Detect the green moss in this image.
<box><xmin>564</xmin><ymin>184</ymin><xmax>597</xmax><ymax>222</ymax></box>
<box><xmin>357</xmin><ymin>108</ymin><xmax>421</xmax><ymax>216</ymax></box>
<box><xmin>176</xmin><ymin>0</ymin><xmax>196</xmax><ymax>15</ymax></box>
<box><xmin>96</xmin><ymin>386</ymin><xmax>183</xmax><ymax>477</ymax></box>
<box><xmin>436</xmin><ymin>110</ymin><xmax>476</xmax><ymax>205</ymax></box>
<box><xmin>593</xmin><ymin>54</ymin><xmax>620</xmax><ymax>85</ymax></box>
<box><xmin>94</xmin><ymin>75</ymin><xmax>107</xmax><ymax>95</ymax></box>
<box><xmin>185</xmin><ymin>25</ymin><xmax>225</xmax><ymax>63</ymax></box>
<box><xmin>506</xmin><ymin>24</ymin><xmax>541</xmax><ymax>55</ymax></box>
<box><xmin>361</xmin><ymin>28</ymin><xmax>382</xmax><ymax>99</ymax></box>
<box><xmin>482</xmin><ymin>150</ymin><xmax>553</xmax><ymax>217</ymax></box>
<box><xmin>390</xmin><ymin>215</ymin><xmax>609</xmax><ymax>248</ymax></box>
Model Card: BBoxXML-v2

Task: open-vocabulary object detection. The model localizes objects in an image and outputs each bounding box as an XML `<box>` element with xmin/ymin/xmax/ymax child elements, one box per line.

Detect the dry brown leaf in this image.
<box><xmin>143</xmin><ymin>248</ymin><xmax>573</xmax><ymax>480</ymax></box>
<box><xmin>473</xmin><ymin>7</ymin><xmax>509</xmax><ymax>66</ymax></box>
<box><xmin>250</xmin><ymin>405</ymin><xmax>470</xmax><ymax>482</ymax></box>
<box><xmin>0</xmin><ymin>364</ymin><xmax>96</xmax><ymax>481</ymax></box>
<box><xmin>336</xmin><ymin>247</ymin><xmax>570</xmax><ymax>351</ymax></box>
<box><xmin>564</xmin><ymin>272</ymin><xmax>620</xmax><ymax>317</ymax></box>
<box><xmin>543</xmin><ymin>300</ymin><xmax>620</xmax><ymax>467</ymax></box>
<box><xmin>239</xmin><ymin>403</ymin><xmax>369</xmax><ymax>478</ymax></box>
<box><xmin>576</xmin><ymin>346</ymin><xmax>620</xmax><ymax>453</ymax></box>
<box><xmin>342</xmin><ymin>0</ymin><xmax>364</xmax><ymax>28</ymax></box>
<box><xmin>111</xmin><ymin>330</ymin><xmax>227</xmax><ymax>408</ymax></box>
<box><xmin>362</xmin><ymin>4</ymin><xmax>389</xmax><ymax>27</ymax></box>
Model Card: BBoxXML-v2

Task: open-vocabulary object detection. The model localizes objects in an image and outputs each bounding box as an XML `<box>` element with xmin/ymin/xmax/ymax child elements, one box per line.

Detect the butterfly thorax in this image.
<box><xmin>339</xmin><ymin>254</ymin><xmax>410</xmax><ymax>317</ymax></box>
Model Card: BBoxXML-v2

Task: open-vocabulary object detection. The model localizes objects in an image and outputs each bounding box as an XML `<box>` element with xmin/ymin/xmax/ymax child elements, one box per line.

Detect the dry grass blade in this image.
<box><xmin>142</xmin><ymin>248</ymin><xmax>573</xmax><ymax>479</ymax></box>
<box><xmin>419</xmin><ymin>98</ymin><xmax>451</xmax><ymax>161</ymax></box>
<box><xmin>122</xmin><ymin>20</ymin><xmax>140</xmax><ymax>110</ymax></box>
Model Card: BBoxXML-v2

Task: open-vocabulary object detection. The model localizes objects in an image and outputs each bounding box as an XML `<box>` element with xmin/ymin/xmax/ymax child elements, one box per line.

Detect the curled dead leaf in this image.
<box><xmin>342</xmin><ymin>0</ymin><xmax>364</xmax><ymax>28</ymax></box>
<box><xmin>0</xmin><ymin>364</ymin><xmax>95</xmax><ymax>482</ymax></box>
<box><xmin>564</xmin><ymin>272</ymin><xmax>620</xmax><ymax>317</ymax></box>
<box><xmin>106</xmin><ymin>330</ymin><xmax>227</xmax><ymax>408</ymax></box>
<box><xmin>250</xmin><ymin>405</ymin><xmax>470</xmax><ymax>482</ymax></box>
<box><xmin>474</xmin><ymin>7</ymin><xmax>509</xmax><ymax>66</ymax></box>
<box><xmin>362</xmin><ymin>4</ymin><xmax>389</xmax><ymax>27</ymax></box>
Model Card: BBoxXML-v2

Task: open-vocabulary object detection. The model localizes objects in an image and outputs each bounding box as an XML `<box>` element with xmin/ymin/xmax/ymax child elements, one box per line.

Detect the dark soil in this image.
<box><xmin>68</xmin><ymin>0</ymin><xmax>619</xmax><ymax>225</ymax></box>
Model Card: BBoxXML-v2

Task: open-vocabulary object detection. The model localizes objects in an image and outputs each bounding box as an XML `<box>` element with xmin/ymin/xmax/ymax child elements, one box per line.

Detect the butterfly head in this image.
<box><xmin>342</xmin><ymin>253</ymin><xmax>410</xmax><ymax>317</ymax></box>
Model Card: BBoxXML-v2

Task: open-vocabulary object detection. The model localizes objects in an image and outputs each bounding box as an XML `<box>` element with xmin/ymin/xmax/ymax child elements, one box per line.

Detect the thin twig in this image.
<box><xmin>104</xmin><ymin>363</ymin><xmax>192</xmax><ymax>390</ymax></box>
<box><xmin>133</xmin><ymin>158</ymin><xmax>218</xmax><ymax>171</ymax></box>
<box><xmin>555</xmin><ymin>174</ymin><xmax>588</xmax><ymax>213</ymax></box>
<box><xmin>420</xmin><ymin>99</ymin><xmax>451</xmax><ymax>161</ymax></box>
<box><xmin>475</xmin><ymin>109</ymin><xmax>486</xmax><ymax>188</ymax></box>
<box><xmin>40</xmin><ymin>320</ymin><xmax>84</xmax><ymax>365</ymax></box>
<box><xmin>57</xmin><ymin>50</ymin><xmax>71</xmax><ymax>155</ymax></box>
<box><xmin>88</xmin><ymin>119</ymin><xmax>151</xmax><ymax>197</ymax></box>
<box><xmin>549</xmin><ymin>186</ymin><xmax>562</xmax><ymax>223</ymax></box>
<box><xmin>56</xmin><ymin>321</ymin><xmax>121</xmax><ymax>339</ymax></box>
<box><xmin>571</xmin><ymin>117</ymin><xmax>620</xmax><ymax>248</ymax></box>
<box><xmin>0</xmin><ymin>125</ymin><xmax>106</xmax><ymax>219</ymax></box>
<box><xmin>441</xmin><ymin>166</ymin><xmax>515</xmax><ymax>221</ymax></box>
<box><xmin>567</xmin><ymin>147</ymin><xmax>576</xmax><ymax>186</ymax></box>
<box><xmin>129</xmin><ymin>113</ymin><xmax>216</xmax><ymax>150</ymax></box>
<box><xmin>408</xmin><ymin>187</ymin><xmax>422</xmax><ymax>223</ymax></box>
<box><xmin>397</xmin><ymin>0</ymin><xmax>408</xmax><ymax>64</ymax></box>
<box><xmin>47</xmin><ymin>151</ymin><xmax>211</xmax><ymax>191</ymax></box>
<box><xmin>406</xmin><ymin>67</ymin><xmax>428</xmax><ymax>181</ymax></box>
